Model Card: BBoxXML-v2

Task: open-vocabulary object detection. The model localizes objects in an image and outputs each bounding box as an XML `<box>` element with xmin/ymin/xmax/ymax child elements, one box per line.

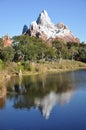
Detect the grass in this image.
<box><xmin>43</xmin><ymin>60</ymin><xmax>86</xmax><ymax>73</ymax></box>
<box><xmin>0</xmin><ymin>60</ymin><xmax>86</xmax><ymax>84</ymax></box>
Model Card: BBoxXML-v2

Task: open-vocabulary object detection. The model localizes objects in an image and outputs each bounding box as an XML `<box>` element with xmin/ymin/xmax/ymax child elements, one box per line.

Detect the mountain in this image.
<box><xmin>22</xmin><ymin>10</ymin><xmax>80</xmax><ymax>43</ymax></box>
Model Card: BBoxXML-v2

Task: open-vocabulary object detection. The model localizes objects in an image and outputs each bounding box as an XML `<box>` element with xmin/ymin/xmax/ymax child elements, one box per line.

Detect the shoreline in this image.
<box><xmin>0</xmin><ymin>60</ymin><xmax>86</xmax><ymax>83</ymax></box>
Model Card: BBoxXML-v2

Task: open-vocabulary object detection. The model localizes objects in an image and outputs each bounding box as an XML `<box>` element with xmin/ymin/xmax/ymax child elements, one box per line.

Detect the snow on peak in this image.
<box><xmin>36</xmin><ymin>10</ymin><xmax>52</xmax><ymax>26</ymax></box>
<box><xmin>23</xmin><ymin>10</ymin><xmax>80</xmax><ymax>43</ymax></box>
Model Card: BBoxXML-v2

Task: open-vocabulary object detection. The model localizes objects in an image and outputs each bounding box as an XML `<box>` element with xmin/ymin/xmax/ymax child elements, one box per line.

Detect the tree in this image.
<box><xmin>77</xmin><ymin>47</ymin><xmax>86</xmax><ymax>62</ymax></box>
<box><xmin>45</xmin><ymin>47</ymin><xmax>56</xmax><ymax>61</ymax></box>
<box><xmin>52</xmin><ymin>40</ymin><xmax>69</xmax><ymax>59</ymax></box>
<box><xmin>13</xmin><ymin>35</ymin><xmax>49</xmax><ymax>62</ymax></box>
<box><xmin>0</xmin><ymin>46</ymin><xmax>15</xmax><ymax>62</ymax></box>
<box><xmin>0</xmin><ymin>38</ymin><xmax>4</xmax><ymax>49</ymax></box>
<box><xmin>67</xmin><ymin>42</ymin><xmax>79</xmax><ymax>60</ymax></box>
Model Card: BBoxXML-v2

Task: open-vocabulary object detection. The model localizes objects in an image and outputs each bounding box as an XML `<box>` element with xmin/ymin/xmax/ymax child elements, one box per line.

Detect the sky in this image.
<box><xmin>0</xmin><ymin>0</ymin><xmax>86</xmax><ymax>42</ymax></box>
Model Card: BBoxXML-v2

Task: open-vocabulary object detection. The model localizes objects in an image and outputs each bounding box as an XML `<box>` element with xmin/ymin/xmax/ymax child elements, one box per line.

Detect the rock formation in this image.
<box><xmin>3</xmin><ymin>35</ymin><xmax>12</xmax><ymax>47</ymax></box>
<box><xmin>22</xmin><ymin>10</ymin><xmax>80</xmax><ymax>43</ymax></box>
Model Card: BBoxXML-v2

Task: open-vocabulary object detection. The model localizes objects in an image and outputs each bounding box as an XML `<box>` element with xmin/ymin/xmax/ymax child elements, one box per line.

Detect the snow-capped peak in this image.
<box><xmin>22</xmin><ymin>10</ymin><xmax>80</xmax><ymax>43</ymax></box>
<box><xmin>36</xmin><ymin>10</ymin><xmax>53</xmax><ymax>26</ymax></box>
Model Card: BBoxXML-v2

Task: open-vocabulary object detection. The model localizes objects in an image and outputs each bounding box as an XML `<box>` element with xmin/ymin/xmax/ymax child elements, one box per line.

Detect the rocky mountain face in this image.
<box><xmin>22</xmin><ymin>10</ymin><xmax>80</xmax><ymax>43</ymax></box>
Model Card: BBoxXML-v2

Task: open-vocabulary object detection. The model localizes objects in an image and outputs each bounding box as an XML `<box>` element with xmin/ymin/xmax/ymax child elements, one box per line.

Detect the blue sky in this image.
<box><xmin>0</xmin><ymin>0</ymin><xmax>86</xmax><ymax>42</ymax></box>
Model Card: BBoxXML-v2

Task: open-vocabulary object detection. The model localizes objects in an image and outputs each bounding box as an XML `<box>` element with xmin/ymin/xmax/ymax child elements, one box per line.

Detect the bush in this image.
<box><xmin>0</xmin><ymin>59</ymin><xmax>4</xmax><ymax>70</ymax></box>
<box><xmin>28</xmin><ymin>62</ymin><xmax>35</xmax><ymax>72</ymax></box>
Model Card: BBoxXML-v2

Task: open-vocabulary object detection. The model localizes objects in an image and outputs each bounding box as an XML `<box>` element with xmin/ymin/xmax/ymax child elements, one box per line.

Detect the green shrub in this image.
<box><xmin>0</xmin><ymin>59</ymin><xmax>4</xmax><ymax>70</ymax></box>
<box><xmin>28</xmin><ymin>62</ymin><xmax>35</xmax><ymax>72</ymax></box>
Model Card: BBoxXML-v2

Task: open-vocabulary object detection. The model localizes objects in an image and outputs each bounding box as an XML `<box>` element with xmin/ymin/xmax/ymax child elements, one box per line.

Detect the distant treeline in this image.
<box><xmin>0</xmin><ymin>35</ymin><xmax>86</xmax><ymax>63</ymax></box>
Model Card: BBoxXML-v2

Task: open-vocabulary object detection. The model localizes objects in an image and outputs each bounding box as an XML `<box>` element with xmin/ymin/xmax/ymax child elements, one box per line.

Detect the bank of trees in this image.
<box><xmin>0</xmin><ymin>35</ymin><xmax>86</xmax><ymax>63</ymax></box>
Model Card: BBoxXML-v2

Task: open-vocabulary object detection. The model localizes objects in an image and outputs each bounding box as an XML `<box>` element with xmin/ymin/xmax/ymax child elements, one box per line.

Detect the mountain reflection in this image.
<box><xmin>35</xmin><ymin>89</ymin><xmax>73</xmax><ymax>119</ymax></box>
<box><xmin>1</xmin><ymin>72</ymin><xmax>76</xmax><ymax>119</ymax></box>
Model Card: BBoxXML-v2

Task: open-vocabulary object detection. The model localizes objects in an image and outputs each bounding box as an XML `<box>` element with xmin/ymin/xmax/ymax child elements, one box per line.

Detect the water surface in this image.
<box><xmin>0</xmin><ymin>70</ymin><xmax>86</xmax><ymax>130</ymax></box>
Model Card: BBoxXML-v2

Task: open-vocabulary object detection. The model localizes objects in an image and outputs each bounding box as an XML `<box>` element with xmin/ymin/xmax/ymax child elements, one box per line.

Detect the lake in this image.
<box><xmin>0</xmin><ymin>70</ymin><xmax>86</xmax><ymax>130</ymax></box>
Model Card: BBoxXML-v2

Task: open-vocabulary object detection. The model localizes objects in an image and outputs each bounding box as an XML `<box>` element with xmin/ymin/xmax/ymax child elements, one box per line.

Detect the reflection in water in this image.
<box><xmin>14</xmin><ymin>84</ymin><xmax>27</xmax><ymax>94</ymax></box>
<box><xmin>0</xmin><ymin>87</ymin><xmax>6</xmax><ymax>108</ymax></box>
<box><xmin>3</xmin><ymin>72</ymin><xmax>76</xmax><ymax>119</ymax></box>
<box><xmin>1</xmin><ymin>70</ymin><xmax>86</xmax><ymax>130</ymax></box>
<box><xmin>35</xmin><ymin>88</ymin><xmax>74</xmax><ymax>119</ymax></box>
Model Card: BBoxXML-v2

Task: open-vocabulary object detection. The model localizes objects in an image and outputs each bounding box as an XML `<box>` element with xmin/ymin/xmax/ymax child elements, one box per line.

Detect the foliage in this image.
<box><xmin>0</xmin><ymin>59</ymin><xmax>4</xmax><ymax>70</ymax></box>
<box><xmin>0</xmin><ymin>46</ymin><xmax>15</xmax><ymax>62</ymax></box>
<box><xmin>52</xmin><ymin>40</ymin><xmax>69</xmax><ymax>59</ymax></box>
<box><xmin>0</xmin><ymin>35</ymin><xmax>86</xmax><ymax>65</ymax></box>
<box><xmin>0</xmin><ymin>38</ymin><xmax>4</xmax><ymax>49</ymax></box>
<box><xmin>13</xmin><ymin>35</ymin><xmax>56</xmax><ymax>62</ymax></box>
